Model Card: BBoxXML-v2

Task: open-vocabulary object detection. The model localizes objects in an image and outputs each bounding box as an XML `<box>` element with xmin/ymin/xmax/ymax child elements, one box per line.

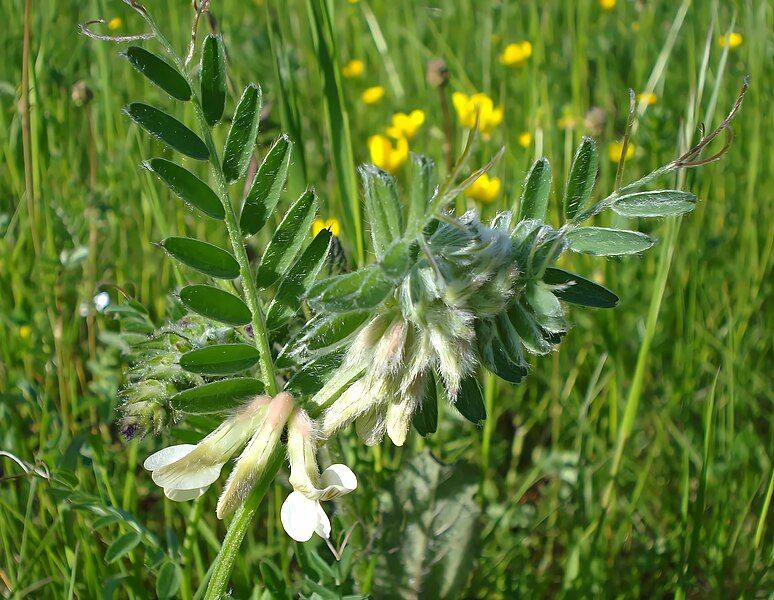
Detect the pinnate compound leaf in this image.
<box><xmin>375</xmin><ymin>452</ymin><xmax>480</xmax><ymax>600</ymax></box>
<box><xmin>105</xmin><ymin>532</ymin><xmax>142</xmax><ymax>564</ymax></box>
<box><xmin>543</xmin><ymin>268</ymin><xmax>619</xmax><ymax>308</ymax></box>
<box><xmin>179</xmin><ymin>285</ymin><xmax>251</xmax><ymax>326</ymax></box>
<box><xmin>223</xmin><ymin>84</ymin><xmax>262</xmax><ymax>183</ymax></box>
<box><xmin>240</xmin><ymin>135</ymin><xmax>293</xmax><ymax>236</ymax></box>
<box><xmin>124</xmin><ymin>103</ymin><xmax>208</xmax><ymax>160</ymax></box>
<box><xmin>256</xmin><ymin>190</ymin><xmax>317</xmax><ymax>288</ymax></box>
<box><xmin>519</xmin><ymin>157</ymin><xmax>552</xmax><ymax>221</ymax></box>
<box><xmin>144</xmin><ymin>158</ymin><xmax>224</xmax><ymax>220</ymax></box>
<box><xmin>566</xmin><ymin>227</ymin><xmax>654</xmax><ymax>256</ymax></box>
<box><xmin>613</xmin><ymin>190</ymin><xmax>697</xmax><ymax>218</ymax></box>
<box><xmin>179</xmin><ymin>344</ymin><xmax>260</xmax><ymax>375</ymax></box>
<box><xmin>455</xmin><ymin>376</ymin><xmax>486</xmax><ymax>425</ymax></box>
<box><xmin>200</xmin><ymin>34</ymin><xmax>226</xmax><ymax>126</ymax></box>
<box><xmin>122</xmin><ymin>46</ymin><xmax>191</xmax><ymax>101</ymax></box>
<box><xmin>160</xmin><ymin>237</ymin><xmax>239</xmax><ymax>279</ymax></box>
<box><xmin>169</xmin><ymin>378</ymin><xmax>264</xmax><ymax>414</ymax></box>
<box><xmin>266</xmin><ymin>229</ymin><xmax>332</xmax><ymax>330</ymax></box>
<box><xmin>563</xmin><ymin>136</ymin><xmax>598</xmax><ymax>220</ymax></box>
<box><xmin>361</xmin><ymin>165</ymin><xmax>403</xmax><ymax>260</ymax></box>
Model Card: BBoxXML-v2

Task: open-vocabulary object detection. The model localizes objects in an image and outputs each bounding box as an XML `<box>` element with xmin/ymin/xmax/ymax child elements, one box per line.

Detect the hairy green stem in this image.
<box><xmin>131</xmin><ymin>9</ymin><xmax>282</xmax><ymax>597</ymax></box>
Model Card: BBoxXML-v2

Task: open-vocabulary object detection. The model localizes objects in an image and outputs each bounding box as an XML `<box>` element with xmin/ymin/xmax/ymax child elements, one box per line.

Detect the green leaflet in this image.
<box><xmin>160</xmin><ymin>237</ymin><xmax>239</xmax><ymax>279</ymax></box>
<box><xmin>222</xmin><ymin>84</ymin><xmax>262</xmax><ymax>183</ymax></box>
<box><xmin>525</xmin><ymin>282</ymin><xmax>566</xmax><ymax>334</ymax></box>
<box><xmin>374</xmin><ymin>452</ymin><xmax>480</xmax><ymax>600</ymax></box>
<box><xmin>563</xmin><ymin>136</ymin><xmax>598</xmax><ymax>220</ymax></box>
<box><xmin>179</xmin><ymin>285</ymin><xmax>252</xmax><ymax>326</ymax></box>
<box><xmin>266</xmin><ymin>229</ymin><xmax>332</xmax><ymax>330</ymax></box>
<box><xmin>412</xmin><ymin>373</ymin><xmax>438</xmax><ymax>436</ymax></box>
<box><xmin>240</xmin><ymin>135</ymin><xmax>292</xmax><ymax>236</ymax></box>
<box><xmin>508</xmin><ymin>302</ymin><xmax>553</xmax><ymax>355</ymax></box>
<box><xmin>169</xmin><ymin>378</ymin><xmax>264</xmax><ymax>414</ymax></box>
<box><xmin>122</xmin><ymin>46</ymin><xmax>191</xmax><ymax>101</ymax></box>
<box><xmin>613</xmin><ymin>189</ymin><xmax>697</xmax><ymax>218</ymax></box>
<box><xmin>105</xmin><ymin>532</ymin><xmax>142</xmax><ymax>564</ymax></box>
<box><xmin>124</xmin><ymin>103</ymin><xmax>208</xmax><ymax>161</ymax></box>
<box><xmin>296</xmin><ymin>310</ymin><xmax>371</xmax><ymax>354</ymax></box>
<box><xmin>200</xmin><ymin>34</ymin><xmax>226</xmax><ymax>126</ymax></box>
<box><xmin>284</xmin><ymin>350</ymin><xmax>344</xmax><ymax>397</ymax></box>
<box><xmin>178</xmin><ymin>344</ymin><xmax>260</xmax><ymax>375</ymax></box>
<box><xmin>476</xmin><ymin>318</ymin><xmax>527</xmax><ymax>384</ymax></box>
<box><xmin>566</xmin><ymin>227</ymin><xmax>655</xmax><ymax>256</ymax></box>
<box><xmin>306</xmin><ymin>265</ymin><xmax>392</xmax><ymax>313</ymax></box>
<box><xmin>407</xmin><ymin>153</ymin><xmax>435</xmax><ymax>234</ymax></box>
<box><xmin>256</xmin><ymin>190</ymin><xmax>317</xmax><ymax>288</ymax></box>
<box><xmin>543</xmin><ymin>268</ymin><xmax>619</xmax><ymax>308</ymax></box>
<box><xmin>518</xmin><ymin>157</ymin><xmax>552</xmax><ymax>221</ymax></box>
<box><xmin>455</xmin><ymin>376</ymin><xmax>486</xmax><ymax>425</ymax></box>
<box><xmin>144</xmin><ymin>158</ymin><xmax>224</xmax><ymax>220</ymax></box>
<box><xmin>361</xmin><ymin>165</ymin><xmax>403</xmax><ymax>260</ymax></box>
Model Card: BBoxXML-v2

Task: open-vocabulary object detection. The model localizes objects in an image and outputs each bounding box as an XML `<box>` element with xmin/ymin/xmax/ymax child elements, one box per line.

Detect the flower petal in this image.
<box><xmin>314</xmin><ymin>502</ymin><xmax>331</xmax><ymax>539</ymax></box>
<box><xmin>152</xmin><ymin>462</ymin><xmax>224</xmax><ymax>491</ymax></box>
<box><xmin>280</xmin><ymin>491</ymin><xmax>320</xmax><ymax>543</ymax></box>
<box><xmin>164</xmin><ymin>486</ymin><xmax>208</xmax><ymax>502</ymax></box>
<box><xmin>143</xmin><ymin>444</ymin><xmax>196</xmax><ymax>471</ymax></box>
<box><xmin>318</xmin><ymin>464</ymin><xmax>358</xmax><ymax>500</ymax></box>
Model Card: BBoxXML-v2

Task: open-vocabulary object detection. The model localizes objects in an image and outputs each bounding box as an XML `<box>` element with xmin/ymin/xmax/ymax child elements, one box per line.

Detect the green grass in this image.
<box><xmin>0</xmin><ymin>0</ymin><xmax>771</xmax><ymax>597</ymax></box>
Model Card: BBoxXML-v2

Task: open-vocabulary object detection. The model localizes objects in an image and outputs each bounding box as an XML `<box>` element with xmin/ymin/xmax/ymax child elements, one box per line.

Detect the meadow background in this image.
<box><xmin>0</xmin><ymin>0</ymin><xmax>771</xmax><ymax>598</ymax></box>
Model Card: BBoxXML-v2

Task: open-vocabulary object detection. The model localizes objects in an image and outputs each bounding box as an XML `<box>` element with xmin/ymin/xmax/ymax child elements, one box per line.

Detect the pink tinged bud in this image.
<box><xmin>216</xmin><ymin>393</ymin><xmax>295</xmax><ymax>519</ymax></box>
<box><xmin>144</xmin><ymin>395</ymin><xmax>271</xmax><ymax>502</ymax></box>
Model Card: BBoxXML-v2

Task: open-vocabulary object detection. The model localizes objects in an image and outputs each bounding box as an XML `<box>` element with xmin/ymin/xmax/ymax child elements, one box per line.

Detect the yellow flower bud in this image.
<box><xmin>718</xmin><ymin>33</ymin><xmax>743</xmax><ymax>49</ymax></box>
<box><xmin>599</xmin><ymin>0</ymin><xmax>616</xmax><ymax>10</ymax></box>
<box><xmin>637</xmin><ymin>92</ymin><xmax>657</xmax><ymax>106</ymax></box>
<box><xmin>608</xmin><ymin>141</ymin><xmax>635</xmax><ymax>163</ymax></box>
<box><xmin>499</xmin><ymin>41</ymin><xmax>533</xmax><ymax>67</ymax></box>
<box><xmin>518</xmin><ymin>131</ymin><xmax>532</xmax><ymax>148</ymax></box>
<box><xmin>107</xmin><ymin>17</ymin><xmax>122</xmax><ymax>31</ymax></box>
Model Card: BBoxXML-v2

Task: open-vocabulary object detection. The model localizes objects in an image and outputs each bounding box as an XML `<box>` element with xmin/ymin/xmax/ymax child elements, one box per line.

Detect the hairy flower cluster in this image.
<box><xmin>119</xmin><ymin>315</ymin><xmax>241</xmax><ymax>439</ymax></box>
<box><xmin>317</xmin><ymin>211</ymin><xmax>539</xmax><ymax>446</ymax></box>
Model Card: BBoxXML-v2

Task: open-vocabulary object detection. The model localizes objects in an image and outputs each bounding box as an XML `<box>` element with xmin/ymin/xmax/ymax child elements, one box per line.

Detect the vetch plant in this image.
<box><xmin>84</xmin><ymin>2</ymin><xmax>747</xmax><ymax>597</ymax></box>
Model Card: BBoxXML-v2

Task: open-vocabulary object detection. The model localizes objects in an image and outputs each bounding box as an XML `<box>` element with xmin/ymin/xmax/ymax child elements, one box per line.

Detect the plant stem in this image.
<box><xmin>132</xmin><ymin>9</ymin><xmax>283</xmax><ymax>597</ymax></box>
<box><xmin>200</xmin><ymin>449</ymin><xmax>285</xmax><ymax>600</ymax></box>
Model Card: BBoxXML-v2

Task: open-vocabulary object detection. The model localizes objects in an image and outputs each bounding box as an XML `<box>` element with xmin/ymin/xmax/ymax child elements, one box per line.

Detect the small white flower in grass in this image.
<box><xmin>143</xmin><ymin>395</ymin><xmax>271</xmax><ymax>502</ymax></box>
<box><xmin>281</xmin><ymin>409</ymin><xmax>357</xmax><ymax>542</ymax></box>
<box><xmin>281</xmin><ymin>465</ymin><xmax>357</xmax><ymax>542</ymax></box>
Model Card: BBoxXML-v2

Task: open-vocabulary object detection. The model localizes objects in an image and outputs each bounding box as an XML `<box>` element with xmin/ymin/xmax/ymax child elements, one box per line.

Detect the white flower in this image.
<box><xmin>93</xmin><ymin>291</ymin><xmax>110</xmax><ymax>312</ymax></box>
<box><xmin>216</xmin><ymin>392</ymin><xmax>294</xmax><ymax>519</ymax></box>
<box><xmin>143</xmin><ymin>395</ymin><xmax>271</xmax><ymax>502</ymax></box>
<box><xmin>280</xmin><ymin>409</ymin><xmax>357</xmax><ymax>542</ymax></box>
<box><xmin>280</xmin><ymin>464</ymin><xmax>357</xmax><ymax>542</ymax></box>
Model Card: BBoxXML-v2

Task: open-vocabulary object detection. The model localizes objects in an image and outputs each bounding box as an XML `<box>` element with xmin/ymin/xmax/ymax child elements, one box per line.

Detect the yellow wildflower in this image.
<box><xmin>718</xmin><ymin>33</ymin><xmax>743</xmax><ymax>49</ymax></box>
<box><xmin>361</xmin><ymin>86</ymin><xmax>385</xmax><ymax>105</ymax></box>
<box><xmin>107</xmin><ymin>17</ymin><xmax>122</xmax><ymax>31</ymax></box>
<box><xmin>608</xmin><ymin>141</ymin><xmax>635</xmax><ymax>163</ymax></box>
<box><xmin>599</xmin><ymin>0</ymin><xmax>616</xmax><ymax>10</ymax></box>
<box><xmin>369</xmin><ymin>134</ymin><xmax>409</xmax><ymax>173</ymax></box>
<box><xmin>499</xmin><ymin>41</ymin><xmax>533</xmax><ymax>67</ymax></box>
<box><xmin>387</xmin><ymin>110</ymin><xmax>425</xmax><ymax>140</ymax></box>
<box><xmin>632</xmin><ymin>22</ymin><xmax>641</xmax><ymax>32</ymax></box>
<box><xmin>312</xmin><ymin>218</ymin><xmax>341</xmax><ymax>237</ymax></box>
<box><xmin>637</xmin><ymin>92</ymin><xmax>657</xmax><ymax>106</ymax></box>
<box><xmin>342</xmin><ymin>60</ymin><xmax>364</xmax><ymax>79</ymax></box>
<box><xmin>464</xmin><ymin>174</ymin><xmax>501</xmax><ymax>204</ymax></box>
<box><xmin>452</xmin><ymin>92</ymin><xmax>503</xmax><ymax>135</ymax></box>
<box><xmin>518</xmin><ymin>131</ymin><xmax>532</xmax><ymax>148</ymax></box>
<box><xmin>19</xmin><ymin>325</ymin><xmax>31</xmax><ymax>340</ymax></box>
